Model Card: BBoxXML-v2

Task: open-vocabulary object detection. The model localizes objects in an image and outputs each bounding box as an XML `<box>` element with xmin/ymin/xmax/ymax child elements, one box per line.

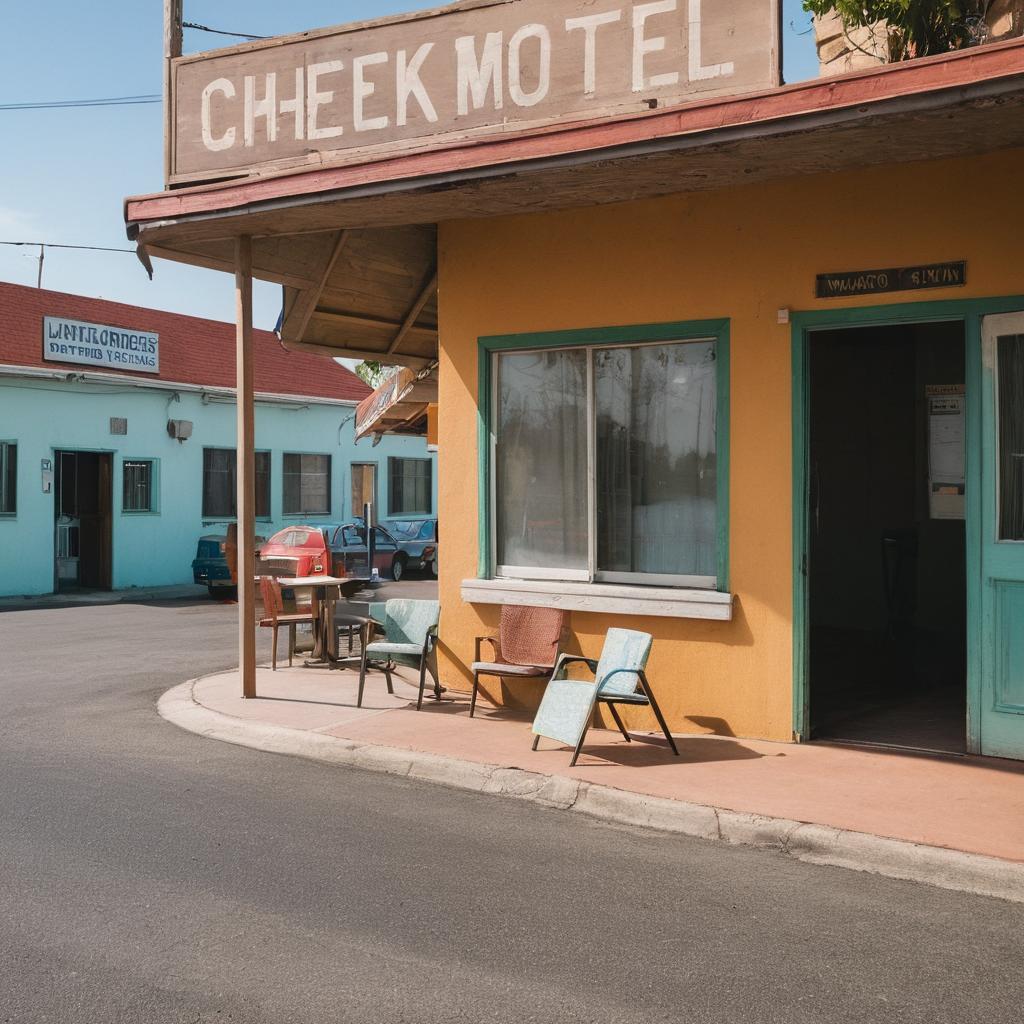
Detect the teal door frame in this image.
<box><xmin>791</xmin><ymin>295</ymin><xmax>1024</xmax><ymax>752</ymax></box>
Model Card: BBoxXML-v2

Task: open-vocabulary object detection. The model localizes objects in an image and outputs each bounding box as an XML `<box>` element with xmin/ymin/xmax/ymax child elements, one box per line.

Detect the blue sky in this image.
<box><xmin>0</xmin><ymin>2</ymin><xmax>819</xmax><ymax>331</ymax></box>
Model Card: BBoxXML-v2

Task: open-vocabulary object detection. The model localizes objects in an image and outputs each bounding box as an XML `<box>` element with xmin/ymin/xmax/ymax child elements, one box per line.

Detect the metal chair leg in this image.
<box><xmin>416</xmin><ymin>656</ymin><xmax>427</xmax><ymax>711</ymax></box>
<box><xmin>569</xmin><ymin>724</ymin><xmax>591</xmax><ymax>768</ymax></box>
<box><xmin>383</xmin><ymin>666</ymin><xmax>394</xmax><ymax>695</ymax></box>
<box><xmin>606</xmin><ymin>702</ymin><xmax>632</xmax><ymax>742</ymax></box>
<box><xmin>288</xmin><ymin>624</ymin><xmax>295</xmax><ymax>667</ymax></box>
<box><xmin>271</xmin><ymin>624</ymin><xmax>278</xmax><ymax>671</ymax></box>
<box><xmin>470</xmin><ymin>672</ymin><xmax>480</xmax><ymax>717</ymax></box>
<box><xmin>357</xmin><ymin>651</ymin><xmax>369</xmax><ymax>708</ymax></box>
<box><xmin>640</xmin><ymin>671</ymin><xmax>679</xmax><ymax>756</ymax></box>
<box><xmin>429</xmin><ymin>653</ymin><xmax>442</xmax><ymax>700</ymax></box>
<box><xmin>532</xmin><ymin>735</ymin><xmax>540</xmax><ymax>751</ymax></box>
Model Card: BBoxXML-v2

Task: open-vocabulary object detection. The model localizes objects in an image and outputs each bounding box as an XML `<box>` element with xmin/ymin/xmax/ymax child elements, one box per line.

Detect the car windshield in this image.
<box><xmin>387</xmin><ymin>521</ymin><xmax>420</xmax><ymax>539</ymax></box>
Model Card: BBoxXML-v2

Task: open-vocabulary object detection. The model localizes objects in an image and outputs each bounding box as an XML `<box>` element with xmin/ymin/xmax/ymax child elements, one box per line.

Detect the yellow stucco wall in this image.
<box><xmin>435</xmin><ymin>147</ymin><xmax>1024</xmax><ymax>743</ymax></box>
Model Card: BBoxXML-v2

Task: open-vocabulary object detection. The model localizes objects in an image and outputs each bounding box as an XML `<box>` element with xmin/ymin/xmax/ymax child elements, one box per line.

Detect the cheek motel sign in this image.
<box><xmin>171</xmin><ymin>0</ymin><xmax>779</xmax><ymax>183</ymax></box>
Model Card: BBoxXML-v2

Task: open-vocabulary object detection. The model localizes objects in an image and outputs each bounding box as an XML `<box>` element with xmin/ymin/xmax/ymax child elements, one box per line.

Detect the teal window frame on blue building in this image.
<box><xmin>202</xmin><ymin>446</ymin><xmax>272</xmax><ymax>521</ymax></box>
<box><xmin>388</xmin><ymin>456</ymin><xmax>433</xmax><ymax>518</ymax></box>
<box><xmin>476</xmin><ymin>318</ymin><xmax>731</xmax><ymax>590</ymax></box>
<box><xmin>121</xmin><ymin>457</ymin><xmax>160</xmax><ymax>515</ymax></box>
<box><xmin>0</xmin><ymin>440</ymin><xmax>16</xmax><ymax>517</ymax></box>
<box><xmin>282</xmin><ymin>451</ymin><xmax>332</xmax><ymax>517</ymax></box>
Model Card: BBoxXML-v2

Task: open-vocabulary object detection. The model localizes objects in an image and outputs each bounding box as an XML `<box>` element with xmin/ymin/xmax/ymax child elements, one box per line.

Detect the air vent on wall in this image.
<box><xmin>109</xmin><ymin>417</ymin><xmax>128</xmax><ymax>435</ymax></box>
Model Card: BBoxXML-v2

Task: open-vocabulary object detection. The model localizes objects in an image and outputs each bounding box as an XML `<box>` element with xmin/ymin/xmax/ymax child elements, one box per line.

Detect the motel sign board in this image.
<box><xmin>169</xmin><ymin>0</ymin><xmax>780</xmax><ymax>184</ymax></box>
<box><xmin>43</xmin><ymin>317</ymin><xmax>160</xmax><ymax>374</ymax></box>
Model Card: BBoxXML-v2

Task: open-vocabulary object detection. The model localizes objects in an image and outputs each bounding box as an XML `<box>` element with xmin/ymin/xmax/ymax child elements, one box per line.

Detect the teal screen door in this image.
<box><xmin>980</xmin><ymin>313</ymin><xmax>1024</xmax><ymax>758</ymax></box>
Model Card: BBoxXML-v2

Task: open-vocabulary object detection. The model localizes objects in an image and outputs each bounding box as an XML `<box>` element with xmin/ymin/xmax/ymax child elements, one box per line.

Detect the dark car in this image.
<box><xmin>192</xmin><ymin>529</ymin><xmax>266</xmax><ymax>597</ymax></box>
<box><xmin>329</xmin><ymin>523</ymin><xmax>406</xmax><ymax>581</ymax></box>
<box><xmin>385</xmin><ymin>519</ymin><xmax>438</xmax><ymax>578</ymax></box>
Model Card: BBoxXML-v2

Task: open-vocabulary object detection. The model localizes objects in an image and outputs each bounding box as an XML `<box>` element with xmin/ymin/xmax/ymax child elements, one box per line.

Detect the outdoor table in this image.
<box><xmin>274</xmin><ymin>577</ymin><xmax>350</xmax><ymax>663</ymax></box>
<box><xmin>275</xmin><ymin>576</ymin><xmax>363</xmax><ymax>667</ymax></box>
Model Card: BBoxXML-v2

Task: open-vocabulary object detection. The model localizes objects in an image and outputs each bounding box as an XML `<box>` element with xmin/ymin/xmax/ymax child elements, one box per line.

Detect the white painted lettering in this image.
<box><xmin>688</xmin><ymin>0</ymin><xmax>734</xmax><ymax>81</ymax></box>
<box><xmin>397</xmin><ymin>44</ymin><xmax>438</xmax><ymax>126</ymax></box>
<box><xmin>244</xmin><ymin>73</ymin><xmax>277</xmax><ymax>147</ymax></box>
<box><xmin>201</xmin><ymin>78</ymin><xmax>236</xmax><ymax>151</ymax></box>
<box><xmin>565</xmin><ymin>10</ymin><xmax>622</xmax><ymax>96</ymax></box>
<box><xmin>306</xmin><ymin>60</ymin><xmax>345</xmax><ymax>140</ymax></box>
<box><xmin>278</xmin><ymin>68</ymin><xmax>305</xmax><ymax>140</ymax></box>
<box><xmin>632</xmin><ymin>1</ymin><xmax>680</xmax><ymax>92</ymax></box>
<box><xmin>455</xmin><ymin>32</ymin><xmax>504</xmax><ymax>115</ymax></box>
<box><xmin>353</xmin><ymin>51</ymin><xmax>390</xmax><ymax>132</ymax></box>
<box><xmin>507</xmin><ymin>24</ymin><xmax>551</xmax><ymax>108</ymax></box>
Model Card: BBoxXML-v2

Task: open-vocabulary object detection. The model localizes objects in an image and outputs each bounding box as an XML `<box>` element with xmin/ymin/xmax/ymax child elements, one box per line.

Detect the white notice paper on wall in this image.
<box><xmin>927</xmin><ymin>385</ymin><xmax>966</xmax><ymax>520</ymax></box>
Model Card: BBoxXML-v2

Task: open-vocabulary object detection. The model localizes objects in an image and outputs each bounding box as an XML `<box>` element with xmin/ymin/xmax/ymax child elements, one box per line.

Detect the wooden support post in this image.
<box><xmin>163</xmin><ymin>0</ymin><xmax>183</xmax><ymax>185</ymax></box>
<box><xmin>236</xmin><ymin>236</ymin><xmax>257</xmax><ymax>700</ymax></box>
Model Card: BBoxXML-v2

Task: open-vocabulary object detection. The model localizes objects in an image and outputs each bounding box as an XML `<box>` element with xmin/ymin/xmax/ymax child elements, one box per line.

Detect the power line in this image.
<box><xmin>183</xmin><ymin>21</ymin><xmax>268</xmax><ymax>41</ymax></box>
<box><xmin>0</xmin><ymin>241</ymin><xmax>135</xmax><ymax>254</ymax></box>
<box><xmin>0</xmin><ymin>94</ymin><xmax>160</xmax><ymax>111</ymax></box>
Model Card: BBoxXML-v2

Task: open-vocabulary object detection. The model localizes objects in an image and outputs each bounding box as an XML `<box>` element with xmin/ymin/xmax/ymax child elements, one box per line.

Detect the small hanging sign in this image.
<box><xmin>816</xmin><ymin>261</ymin><xmax>966</xmax><ymax>299</ymax></box>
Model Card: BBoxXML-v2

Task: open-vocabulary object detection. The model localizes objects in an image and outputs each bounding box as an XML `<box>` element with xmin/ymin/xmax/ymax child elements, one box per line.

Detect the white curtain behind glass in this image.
<box><xmin>595</xmin><ymin>341</ymin><xmax>717</xmax><ymax>577</ymax></box>
<box><xmin>496</xmin><ymin>350</ymin><xmax>587</xmax><ymax>571</ymax></box>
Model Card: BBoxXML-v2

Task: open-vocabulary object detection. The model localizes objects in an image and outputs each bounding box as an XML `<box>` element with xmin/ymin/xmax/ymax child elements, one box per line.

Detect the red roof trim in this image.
<box><xmin>0</xmin><ymin>281</ymin><xmax>370</xmax><ymax>403</ymax></box>
<box><xmin>126</xmin><ymin>38</ymin><xmax>1024</xmax><ymax>226</ymax></box>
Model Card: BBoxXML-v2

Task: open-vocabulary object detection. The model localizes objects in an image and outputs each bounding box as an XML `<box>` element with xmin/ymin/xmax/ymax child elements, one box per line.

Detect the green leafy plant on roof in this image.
<box><xmin>803</xmin><ymin>0</ymin><xmax>992</xmax><ymax>62</ymax></box>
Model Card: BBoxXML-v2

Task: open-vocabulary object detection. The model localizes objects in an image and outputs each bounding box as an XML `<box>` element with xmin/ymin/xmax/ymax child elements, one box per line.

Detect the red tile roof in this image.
<box><xmin>0</xmin><ymin>280</ymin><xmax>370</xmax><ymax>403</ymax></box>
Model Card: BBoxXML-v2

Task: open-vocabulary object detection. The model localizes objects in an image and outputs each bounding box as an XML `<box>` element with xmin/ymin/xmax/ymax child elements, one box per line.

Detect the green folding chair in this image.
<box><xmin>358</xmin><ymin>599</ymin><xmax>442</xmax><ymax>710</ymax></box>
<box><xmin>532</xmin><ymin>628</ymin><xmax>679</xmax><ymax>766</ymax></box>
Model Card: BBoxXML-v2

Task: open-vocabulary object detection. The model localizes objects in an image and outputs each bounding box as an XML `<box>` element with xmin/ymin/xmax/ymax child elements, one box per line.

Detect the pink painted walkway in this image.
<box><xmin>193</xmin><ymin>665</ymin><xmax>1024</xmax><ymax>864</ymax></box>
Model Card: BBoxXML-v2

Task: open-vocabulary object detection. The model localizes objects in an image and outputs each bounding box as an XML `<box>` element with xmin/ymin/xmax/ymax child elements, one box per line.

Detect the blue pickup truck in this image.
<box><xmin>192</xmin><ymin>531</ymin><xmax>266</xmax><ymax>597</ymax></box>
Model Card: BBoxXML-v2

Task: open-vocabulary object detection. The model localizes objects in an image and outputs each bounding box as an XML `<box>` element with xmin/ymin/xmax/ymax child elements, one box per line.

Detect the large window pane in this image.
<box><xmin>595</xmin><ymin>341</ymin><xmax>717</xmax><ymax>579</ymax></box>
<box><xmin>496</xmin><ymin>349</ymin><xmax>588</xmax><ymax>573</ymax></box>
<box><xmin>283</xmin><ymin>453</ymin><xmax>331</xmax><ymax>515</ymax></box>
<box><xmin>203</xmin><ymin>448</ymin><xmax>270</xmax><ymax>519</ymax></box>
<box><xmin>388</xmin><ymin>458</ymin><xmax>432</xmax><ymax>516</ymax></box>
<box><xmin>999</xmin><ymin>333</ymin><xmax>1024</xmax><ymax>540</ymax></box>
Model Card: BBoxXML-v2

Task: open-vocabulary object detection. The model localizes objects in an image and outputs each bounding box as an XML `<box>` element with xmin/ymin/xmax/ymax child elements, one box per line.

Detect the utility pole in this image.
<box><xmin>36</xmin><ymin>245</ymin><xmax>44</xmax><ymax>288</ymax></box>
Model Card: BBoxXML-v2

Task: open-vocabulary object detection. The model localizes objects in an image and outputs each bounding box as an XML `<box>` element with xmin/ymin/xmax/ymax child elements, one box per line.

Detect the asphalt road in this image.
<box><xmin>1</xmin><ymin>599</ymin><xmax>1022</xmax><ymax>1023</ymax></box>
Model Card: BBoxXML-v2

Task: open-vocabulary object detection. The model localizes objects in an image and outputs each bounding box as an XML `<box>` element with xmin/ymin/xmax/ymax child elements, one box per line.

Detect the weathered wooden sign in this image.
<box><xmin>816</xmin><ymin>261</ymin><xmax>967</xmax><ymax>299</ymax></box>
<box><xmin>169</xmin><ymin>0</ymin><xmax>780</xmax><ymax>184</ymax></box>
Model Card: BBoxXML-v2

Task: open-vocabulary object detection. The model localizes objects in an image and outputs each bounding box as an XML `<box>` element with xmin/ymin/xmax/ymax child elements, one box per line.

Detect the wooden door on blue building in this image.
<box><xmin>979</xmin><ymin>314</ymin><xmax>1024</xmax><ymax>759</ymax></box>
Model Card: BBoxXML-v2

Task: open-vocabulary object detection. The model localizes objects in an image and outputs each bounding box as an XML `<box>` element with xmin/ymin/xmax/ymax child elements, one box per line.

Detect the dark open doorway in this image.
<box><xmin>55</xmin><ymin>450</ymin><xmax>113</xmax><ymax>592</ymax></box>
<box><xmin>808</xmin><ymin>322</ymin><xmax>966</xmax><ymax>754</ymax></box>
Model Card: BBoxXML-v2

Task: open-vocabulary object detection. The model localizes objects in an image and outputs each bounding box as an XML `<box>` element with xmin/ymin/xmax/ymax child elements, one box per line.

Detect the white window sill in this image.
<box><xmin>460</xmin><ymin>577</ymin><xmax>734</xmax><ymax>622</ymax></box>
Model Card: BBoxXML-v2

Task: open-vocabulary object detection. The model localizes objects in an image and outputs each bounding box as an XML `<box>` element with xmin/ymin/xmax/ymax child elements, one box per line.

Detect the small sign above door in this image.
<box><xmin>816</xmin><ymin>261</ymin><xmax>967</xmax><ymax>299</ymax></box>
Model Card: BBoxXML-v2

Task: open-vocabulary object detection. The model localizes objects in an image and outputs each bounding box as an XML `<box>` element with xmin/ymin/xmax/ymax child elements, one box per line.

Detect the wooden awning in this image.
<box><xmin>127</xmin><ymin>35</ymin><xmax>1024</xmax><ymax>378</ymax></box>
<box><xmin>355</xmin><ymin>363</ymin><xmax>439</xmax><ymax>441</ymax></box>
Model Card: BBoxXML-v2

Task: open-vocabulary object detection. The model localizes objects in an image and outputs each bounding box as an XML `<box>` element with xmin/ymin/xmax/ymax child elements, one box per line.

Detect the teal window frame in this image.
<box><xmin>0</xmin><ymin>440</ymin><xmax>16</xmax><ymax>518</ymax></box>
<box><xmin>120</xmin><ymin>457</ymin><xmax>160</xmax><ymax>515</ymax></box>
<box><xmin>201</xmin><ymin>446</ymin><xmax>272</xmax><ymax>522</ymax></box>
<box><xmin>387</xmin><ymin>456</ymin><xmax>434</xmax><ymax>518</ymax></box>
<box><xmin>477</xmin><ymin>318</ymin><xmax>731</xmax><ymax>590</ymax></box>
<box><xmin>282</xmin><ymin>451</ymin><xmax>332</xmax><ymax>517</ymax></box>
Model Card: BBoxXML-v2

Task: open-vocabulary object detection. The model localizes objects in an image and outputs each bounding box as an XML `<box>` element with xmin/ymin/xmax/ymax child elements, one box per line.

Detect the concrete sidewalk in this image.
<box><xmin>0</xmin><ymin>583</ymin><xmax>211</xmax><ymax>612</ymax></box>
<box><xmin>161</xmin><ymin>663</ymin><xmax>1024</xmax><ymax>902</ymax></box>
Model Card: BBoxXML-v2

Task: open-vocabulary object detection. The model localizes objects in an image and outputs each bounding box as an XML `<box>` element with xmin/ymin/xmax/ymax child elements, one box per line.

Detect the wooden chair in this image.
<box><xmin>258</xmin><ymin>576</ymin><xmax>315</xmax><ymax>670</ymax></box>
<box><xmin>470</xmin><ymin>606</ymin><xmax>568</xmax><ymax>718</ymax></box>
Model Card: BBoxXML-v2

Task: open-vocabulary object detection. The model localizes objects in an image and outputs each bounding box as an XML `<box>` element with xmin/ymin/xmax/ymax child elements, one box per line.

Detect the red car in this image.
<box><xmin>257</xmin><ymin>526</ymin><xmax>333</xmax><ymax>579</ymax></box>
<box><xmin>256</xmin><ymin>524</ymin><xmax>404</xmax><ymax>580</ymax></box>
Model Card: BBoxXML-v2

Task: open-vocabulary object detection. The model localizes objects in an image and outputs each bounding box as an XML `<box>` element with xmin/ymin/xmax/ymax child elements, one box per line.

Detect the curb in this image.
<box><xmin>160</xmin><ymin>678</ymin><xmax>1024</xmax><ymax>905</ymax></box>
